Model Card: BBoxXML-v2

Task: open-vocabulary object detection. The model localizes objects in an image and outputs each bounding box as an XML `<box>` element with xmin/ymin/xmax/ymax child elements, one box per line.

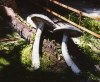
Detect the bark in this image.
<box><xmin>0</xmin><ymin>5</ymin><xmax>35</xmax><ymax>43</ymax></box>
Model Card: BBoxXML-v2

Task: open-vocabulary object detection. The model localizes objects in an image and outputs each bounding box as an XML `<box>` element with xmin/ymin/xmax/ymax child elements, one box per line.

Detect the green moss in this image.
<box><xmin>40</xmin><ymin>53</ymin><xmax>53</xmax><ymax>71</ymax></box>
<box><xmin>30</xmin><ymin>33</ymin><xmax>35</xmax><ymax>43</ymax></box>
<box><xmin>21</xmin><ymin>44</ymin><xmax>32</xmax><ymax>68</ymax></box>
<box><xmin>68</xmin><ymin>13</ymin><xmax>100</xmax><ymax>80</ymax></box>
<box><xmin>68</xmin><ymin>12</ymin><xmax>79</xmax><ymax>23</ymax></box>
<box><xmin>68</xmin><ymin>13</ymin><xmax>100</xmax><ymax>33</ymax></box>
<box><xmin>87</xmin><ymin>71</ymin><xmax>100</xmax><ymax>80</ymax></box>
<box><xmin>0</xmin><ymin>58</ymin><xmax>10</xmax><ymax>65</ymax></box>
<box><xmin>73</xmin><ymin>34</ymin><xmax>100</xmax><ymax>81</ymax></box>
<box><xmin>81</xmin><ymin>18</ymin><xmax>100</xmax><ymax>33</ymax></box>
<box><xmin>69</xmin><ymin>13</ymin><xmax>100</xmax><ymax>63</ymax></box>
<box><xmin>0</xmin><ymin>42</ymin><xmax>16</xmax><ymax>54</ymax></box>
<box><xmin>0</xmin><ymin>58</ymin><xmax>10</xmax><ymax>70</ymax></box>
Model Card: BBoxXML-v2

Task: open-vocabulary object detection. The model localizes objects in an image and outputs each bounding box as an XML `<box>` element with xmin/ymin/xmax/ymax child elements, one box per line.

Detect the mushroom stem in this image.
<box><xmin>61</xmin><ymin>34</ymin><xmax>81</xmax><ymax>74</ymax></box>
<box><xmin>26</xmin><ymin>14</ymin><xmax>56</xmax><ymax>69</ymax></box>
<box><xmin>32</xmin><ymin>22</ymin><xmax>44</xmax><ymax>69</ymax></box>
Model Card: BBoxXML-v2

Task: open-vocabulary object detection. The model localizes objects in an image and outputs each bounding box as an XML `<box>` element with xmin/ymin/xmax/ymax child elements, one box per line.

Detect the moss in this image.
<box><xmin>21</xmin><ymin>44</ymin><xmax>32</xmax><ymax>68</ymax></box>
<box><xmin>67</xmin><ymin>13</ymin><xmax>100</xmax><ymax>33</ymax></box>
<box><xmin>40</xmin><ymin>53</ymin><xmax>53</xmax><ymax>71</ymax></box>
<box><xmin>81</xmin><ymin>18</ymin><xmax>100</xmax><ymax>33</ymax></box>
<box><xmin>0</xmin><ymin>58</ymin><xmax>10</xmax><ymax>70</ymax></box>
<box><xmin>67</xmin><ymin>13</ymin><xmax>100</xmax><ymax>80</ymax></box>
<box><xmin>68</xmin><ymin>12</ymin><xmax>79</xmax><ymax>23</ymax></box>
<box><xmin>68</xmin><ymin>13</ymin><xmax>100</xmax><ymax>62</ymax></box>
<box><xmin>87</xmin><ymin>71</ymin><xmax>100</xmax><ymax>80</ymax></box>
<box><xmin>0</xmin><ymin>42</ymin><xmax>17</xmax><ymax>54</ymax></box>
<box><xmin>0</xmin><ymin>58</ymin><xmax>10</xmax><ymax>65</ymax></box>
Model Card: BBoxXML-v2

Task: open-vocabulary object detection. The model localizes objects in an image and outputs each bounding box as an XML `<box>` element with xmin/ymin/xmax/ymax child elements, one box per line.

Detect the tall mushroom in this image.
<box><xmin>54</xmin><ymin>22</ymin><xmax>83</xmax><ymax>74</ymax></box>
<box><xmin>26</xmin><ymin>14</ymin><xmax>56</xmax><ymax>69</ymax></box>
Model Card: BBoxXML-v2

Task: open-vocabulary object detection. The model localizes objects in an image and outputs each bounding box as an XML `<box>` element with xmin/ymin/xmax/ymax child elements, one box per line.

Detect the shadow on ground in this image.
<box><xmin>0</xmin><ymin>44</ymin><xmax>80</xmax><ymax>82</ymax></box>
<box><xmin>0</xmin><ymin>37</ymin><xmax>99</xmax><ymax>82</ymax></box>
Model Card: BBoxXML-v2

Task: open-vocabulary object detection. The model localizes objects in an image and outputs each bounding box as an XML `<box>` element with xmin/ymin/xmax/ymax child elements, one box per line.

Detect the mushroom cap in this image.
<box><xmin>29</xmin><ymin>14</ymin><xmax>56</xmax><ymax>28</ymax></box>
<box><xmin>54</xmin><ymin>22</ymin><xmax>83</xmax><ymax>37</ymax></box>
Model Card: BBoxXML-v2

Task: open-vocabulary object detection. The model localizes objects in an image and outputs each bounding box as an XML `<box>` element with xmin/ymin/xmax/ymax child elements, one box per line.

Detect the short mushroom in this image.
<box><xmin>26</xmin><ymin>14</ymin><xmax>56</xmax><ymax>69</ymax></box>
<box><xmin>54</xmin><ymin>22</ymin><xmax>83</xmax><ymax>74</ymax></box>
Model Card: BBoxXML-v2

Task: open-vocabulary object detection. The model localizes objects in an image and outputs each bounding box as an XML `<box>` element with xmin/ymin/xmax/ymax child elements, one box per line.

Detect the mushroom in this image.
<box><xmin>26</xmin><ymin>14</ymin><xmax>56</xmax><ymax>29</ymax></box>
<box><xmin>54</xmin><ymin>22</ymin><xmax>83</xmax><ymax>74</ymax></box>
<box><xmin>26</xmin><ymin>14</ymin><xmax>56</xmax><ymax>69</ymax></box>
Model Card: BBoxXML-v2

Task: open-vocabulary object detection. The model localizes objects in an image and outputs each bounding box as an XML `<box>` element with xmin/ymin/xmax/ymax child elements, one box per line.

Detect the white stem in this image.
<box><xmin>32</xmin><ymin>23</ymin><xmax>44</xmax><ymax>69</ymax></box>
<box><xmin>61</xmin><ymin>34</ymin><xmax>81</xmax><ymax>74</ymax></box>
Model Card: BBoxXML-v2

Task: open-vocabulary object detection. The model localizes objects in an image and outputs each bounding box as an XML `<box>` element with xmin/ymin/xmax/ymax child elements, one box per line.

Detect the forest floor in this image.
<box><xmin>0</xmin><ymin>0</ymin><xmax>100</xmax><ymax>82</ymax></box>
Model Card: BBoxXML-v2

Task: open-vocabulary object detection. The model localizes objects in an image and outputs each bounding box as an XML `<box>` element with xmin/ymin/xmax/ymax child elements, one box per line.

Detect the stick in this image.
<box><xmin>31</xmin><ymin>3</ymin><xmax>100</xmax><ymax>38</ymax></box>
<box><xmin>45</xmin><ymin>8</ymin><xmax>100</xmax><ymax>38</ymax></box>
<box><xmin>50</xmin><ymin>0</ymin><xmax>100</xmax><ymax>21</ymax></box>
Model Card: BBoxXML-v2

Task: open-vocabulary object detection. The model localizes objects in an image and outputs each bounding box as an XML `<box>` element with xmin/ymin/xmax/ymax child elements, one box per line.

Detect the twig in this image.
<box><xmin>45</xmin><ymin>8</ymin><xmax>100</xmax><ymax>38</ymax></box>
<box><xmin>50</xmin><ymin>0</ymin><xmax>100</xmax><ymax>21</ymax></box>
<box><xmin>31</xmin><ymin>3</ymin><xmax>100</xmax><ymax>38</ymax></box>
